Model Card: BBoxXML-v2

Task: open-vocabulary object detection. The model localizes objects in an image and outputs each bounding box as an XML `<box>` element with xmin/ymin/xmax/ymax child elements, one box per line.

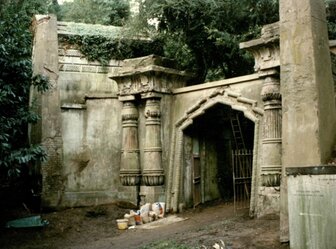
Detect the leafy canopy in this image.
<box><xmin>139</xmin><ymin>0</ymin><xmax>279</xmax><ymax>82</ymax></box>
<box><xmin>0</xmin><ymin>0</ymin><xmax>50</xmax><ymax>177</ymax></box>
<box><xmin>59</xmin><ymin>0</ymin><xmax>130</xmax><ymax>26</ymax></box>
<box><xmin>326</xmin><ymin>0</ymin><xmax>336</xmax><ymax>39</ymax></box>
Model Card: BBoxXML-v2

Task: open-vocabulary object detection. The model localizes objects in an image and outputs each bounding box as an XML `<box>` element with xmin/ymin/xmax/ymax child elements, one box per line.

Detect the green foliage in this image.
<box><xmin>59</xmin><ymin>0</ymin><xmax>130</xmax><ymax>26</ymax></box>
<box><xmin>139</xmin><ymin>0</ymin><xmax>279</xmax><ymax>82</ymax></box>
<box><xmin>48</xmin><ymin>0</ymin><xmax>62</xmax><ymax>19</ymax></box>
<box><xmin>326</xmin><ymin>0</ymin><xmax>336</xmax><ymax>39</ymax></box>
<box><xmin>60</xmin><ymin>34</ymin><xmax>164</xmax><ymax>65</ymax></box>
<box><xmin>0</xmin><ymin>1</ymin><xmax>49</xmax><ymax>177</ymax></box>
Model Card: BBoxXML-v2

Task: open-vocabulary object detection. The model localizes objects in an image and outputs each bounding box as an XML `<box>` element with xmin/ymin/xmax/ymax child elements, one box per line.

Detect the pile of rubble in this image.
<box><xmin>117</xmin><ymin>202</ymin><xmax>165</xmax><ymax>229</ymax></box>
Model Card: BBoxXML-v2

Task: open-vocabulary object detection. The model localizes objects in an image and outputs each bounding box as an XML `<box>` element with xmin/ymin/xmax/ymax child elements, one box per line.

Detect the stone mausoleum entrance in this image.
<box><xmin>183</xmin><ymin>104</ymin><xmax>254</xmax><ymax>212</ymax></box>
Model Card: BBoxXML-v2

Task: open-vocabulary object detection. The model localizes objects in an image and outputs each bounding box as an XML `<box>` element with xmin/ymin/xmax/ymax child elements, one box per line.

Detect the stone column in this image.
<box><xmin>280</xmin><ymin>0</ymin><xmax>336</xmax><ymax>242</ymax></box>
<box><xmin>120</xmin><ymin>100</ymin><xmax>141</xmax><ymax>186</ymax></box>
<box><xmin>260</xmin><ymin>76</ymin><xmax>282</xmax><ymax>187</ymax></box>
<box><xmin>31</xmin><ymin>15</ymin><xmax>64</xmax><ymax>208</ymax></box>
<box><xmin>143</xmin><ymin>97</ymin><xmax>165</xmax><ymax>186</ymax></box>
<box><xmin>110</xmin><ymin>55</ymin><xmax>193</xmax><ymax>204</ymax></box>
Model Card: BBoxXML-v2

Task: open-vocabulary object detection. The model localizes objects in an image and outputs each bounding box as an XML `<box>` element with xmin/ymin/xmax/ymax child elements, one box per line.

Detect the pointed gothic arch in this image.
<box><xmin>166</xmin><ymin>87</ymin><xmax>263</xmax><ymax>216</ymax></box>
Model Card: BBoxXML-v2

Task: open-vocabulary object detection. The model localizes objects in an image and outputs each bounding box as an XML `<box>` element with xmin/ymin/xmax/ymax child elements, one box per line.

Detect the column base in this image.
<box><xmin>142</xmin><ymin>175</ymin><xmax>164</xmax><ymax>186</ymax></box>
<box><xmin>257</xmin><ymin>186</ymin><xmax>280</xmax><ymax>218</ymax></box>
<box><xmin>120</xmin><ymin>173</ymin><xmax>141</xmax><ymax>186</ymax></box>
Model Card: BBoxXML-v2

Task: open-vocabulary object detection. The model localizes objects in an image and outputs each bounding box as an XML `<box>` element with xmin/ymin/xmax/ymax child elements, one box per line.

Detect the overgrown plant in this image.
<box><xmin>59</xmin><ymin>34</ymin><xmax>164</xmax><ymax>65</ymax></box>
<box><xmin>59</xmin><ymin>0</ymin><xmax>131</xmax><ymax>26</ymax></box>
<box><xmin>139</xmin><ymin>0</ymin><xmax>280</xmax><ymax>82</ymax></box>
<box><xmin>0</xmin><ymin>1</ymin><xmax>50</xmax><ymax>178</ymax></box>
<box><xmin>327</xmin><ymin>0</ymin><xmax>336</xmax><ymax>39</ymax></box>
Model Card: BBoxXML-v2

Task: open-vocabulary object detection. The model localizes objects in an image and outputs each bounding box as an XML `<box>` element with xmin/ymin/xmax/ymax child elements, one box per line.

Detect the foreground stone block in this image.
<box><xmin>287</xmin><ymin>166</ymin><xmax>336</xmax><ymax>249</ymax></box>
<box><xmin>280</xmin><ymin>0</ymin><xmax>336</xmax><ymax>241</ymax></box>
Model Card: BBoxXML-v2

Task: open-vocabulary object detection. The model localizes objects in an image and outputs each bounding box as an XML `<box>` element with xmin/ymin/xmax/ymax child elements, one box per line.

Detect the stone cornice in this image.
<box><xmin>110</xmin><ymin>55</ymin><xmax>193</xmax><ymax>96</ymax></box>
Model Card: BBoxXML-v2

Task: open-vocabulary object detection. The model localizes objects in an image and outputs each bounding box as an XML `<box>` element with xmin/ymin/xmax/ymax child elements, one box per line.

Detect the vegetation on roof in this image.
<box><xmin>58</xmin><ymin>30</ymin><xmax>164</xmax><ymax>65</ymax></box>
<box><xmin>58</xmin><ymin>21</ymin><xmax>123</xmax><ymax>38</ymax></box>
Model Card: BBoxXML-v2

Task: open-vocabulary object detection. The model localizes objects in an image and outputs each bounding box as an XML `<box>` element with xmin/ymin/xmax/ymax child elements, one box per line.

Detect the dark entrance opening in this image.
<box><xmin>183</xmin><ymin>103</ymin><xmax>254</xmax><ymax>211</ymax></box>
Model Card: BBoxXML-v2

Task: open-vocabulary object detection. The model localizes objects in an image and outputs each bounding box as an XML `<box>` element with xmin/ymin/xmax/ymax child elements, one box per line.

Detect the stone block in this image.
<box><xmin>287</xmin><ymin>166</ymin><xmax>336</xmax><ymax>249</ymax></box>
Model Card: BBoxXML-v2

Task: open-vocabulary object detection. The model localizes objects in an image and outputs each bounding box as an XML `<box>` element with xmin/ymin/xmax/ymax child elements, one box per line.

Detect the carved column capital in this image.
<box><xmin>121</xmin><ymin>101</ymin><xmax>139</xmax><ymax>122</ymax></box>
<box><xmin>144</xmin><ymin>98</ymin><xmax>161</xmax><ymax>119</ymax></box>
<box><xmin>261</xmin><ymin>76</ymin><xmax>281</xmax><ymax>102</ymax></box>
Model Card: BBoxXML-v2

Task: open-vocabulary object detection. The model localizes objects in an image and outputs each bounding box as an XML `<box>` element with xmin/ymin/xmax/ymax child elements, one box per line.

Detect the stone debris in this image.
<box><xmin>201</xmin><ymin>239</ymin><xmax>232</xmax><ymax>249</ymax></box>
<box><xmin>118</xmin><ymin>202</ymin><xmax>165</xmax><ymax>229</ymax></box>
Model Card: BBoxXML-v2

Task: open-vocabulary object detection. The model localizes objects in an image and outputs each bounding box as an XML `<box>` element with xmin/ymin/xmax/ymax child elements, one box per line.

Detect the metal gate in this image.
<box><xmin>192</xmin><ymin>155</ymin><xmax>201</xmax><ymax>207</ymax></box>
<box><xmin>232</xmin><ymin>149</ymin><xmax>253</xmax><ymax>213</ymax></box>
<box><xmin>192</xmin><ymin>138</ymin><xmax>202</xmax><ymax>208</ymax></box>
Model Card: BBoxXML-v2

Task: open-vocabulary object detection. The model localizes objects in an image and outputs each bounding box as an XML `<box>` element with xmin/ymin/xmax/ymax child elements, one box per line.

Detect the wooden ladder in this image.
<box><xmin>230</xmin><ymin>113</ymin><xmax>246</xmax><ymax>150</ymax></box>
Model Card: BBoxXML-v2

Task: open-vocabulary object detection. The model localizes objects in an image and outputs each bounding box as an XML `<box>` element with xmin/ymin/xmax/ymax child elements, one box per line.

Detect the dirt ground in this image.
<box><xmin>0</xmin><ymin>200</ymin><xmax>289</xmax><ymax>249</ymax></box>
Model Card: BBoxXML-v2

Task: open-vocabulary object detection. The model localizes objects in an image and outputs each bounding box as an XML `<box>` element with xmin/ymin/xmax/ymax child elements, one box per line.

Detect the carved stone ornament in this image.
<box><xmin>109</xmin><ymin>55</ymin><xmax>194</xmax><ymax>96</ymax></box>
<box><xmin>120</xmin><ymin>171</ymin><xmax>141</xmax><ymax>186</ymax></box>
<box><xmin>261</xmin><ymin>173</ymin><xmax>281</xmax><ymax>187</ymax></box>
<box><xmin>239</xmin><ymin>22</ymin><xmax>280</xmax><ymax>73</ymax></box>
<box><xmin>142</xmin><ymin>170</ymin><xmax>165</xmax><ymax>186</ymax></box>
<box><xmin>261</xmin><ymin>76</ymin><xmax>281</xmax><ymax>102</ymax></box>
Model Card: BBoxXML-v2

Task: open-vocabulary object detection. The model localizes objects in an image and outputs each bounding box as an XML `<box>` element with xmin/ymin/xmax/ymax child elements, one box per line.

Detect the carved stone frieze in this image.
<box><xmin>240</xmin><ymin>22</ymin><xmax>280</xmax><ymax>73</ymax></box>
<box><xmin>110</xmin><ymin>55</ymin><xmax>194</xmax><ymax>96</ymax></box>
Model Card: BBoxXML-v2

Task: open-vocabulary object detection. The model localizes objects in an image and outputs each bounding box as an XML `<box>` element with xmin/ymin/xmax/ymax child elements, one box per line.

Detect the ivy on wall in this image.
<box><xmin>59</xmin><ymin>34</ymin><xmax>164</xmax><ymax>65</ymax></box>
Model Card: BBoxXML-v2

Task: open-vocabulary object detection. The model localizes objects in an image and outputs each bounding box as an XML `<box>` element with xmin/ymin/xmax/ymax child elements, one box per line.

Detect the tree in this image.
<box><xmin>60</xmin><ymin>0</ymin><xmax>130</xmax><ymax>26</ymax></box>
<box><xmin>139</xmin><ymin>0</ymin><xmax>279</xmax><ymax>82</ymax></box>
<box><xmin>0</xmin><ymin>0</ymin><xmax>50</xmax><ymax>178</ymax></box>
<box><xmin>48</xmin><ymin>0</ymin><xmax>63</xmax><ymax>19</ymax></box>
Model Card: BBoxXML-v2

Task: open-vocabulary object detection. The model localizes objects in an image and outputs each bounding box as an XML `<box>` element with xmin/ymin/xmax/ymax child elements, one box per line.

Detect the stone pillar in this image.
<box><xmin>143</xmin><ymin>97</ymin><xmax>165</xmax><ymax>186</ymax></box>
<box><xmin>110</xmin><ymin>55</ymin><xmax>193</xmax><ymax>204</ymax></box>
<box><xmin>260</xmin><ymin>76</ymin><xmax>282</xmax><ymax>187</ymax></box>
<box><xmin>120</xmin><ymin>100</ymin><xmax>141</xmax><ymax>186</ymax></box>
<box><xmin>31</xmin><ymin>15</ymin><xmax>64</xmax><ymax>207</ymax></box>
<box><xmin>280</xmin><ymin>0</ymin><xmax>336</xmax><ymax>242</ymax></box>
<box><xmin>240</xmin><ymin>23</ymin><xmax>282</xmax><ymax>217</ymax></box>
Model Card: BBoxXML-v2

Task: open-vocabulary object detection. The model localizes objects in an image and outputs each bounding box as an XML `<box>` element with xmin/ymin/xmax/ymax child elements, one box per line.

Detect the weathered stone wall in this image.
<box><xmin>31</xmin><ymin>16</ymin><xmax>140</xmax><ymax>207</ymax></box>
<box><xmin>57</xmin><ymin>36</ymin><xmax>140</xmax><ymax>206</ymax></box>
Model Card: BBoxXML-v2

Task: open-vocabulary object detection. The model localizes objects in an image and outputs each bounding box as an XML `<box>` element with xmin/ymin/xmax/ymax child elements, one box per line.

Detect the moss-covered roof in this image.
<box><xmin>57</xmin><ymin>21</ymin><xmax>123</xmax><ymax>38</ymax></box>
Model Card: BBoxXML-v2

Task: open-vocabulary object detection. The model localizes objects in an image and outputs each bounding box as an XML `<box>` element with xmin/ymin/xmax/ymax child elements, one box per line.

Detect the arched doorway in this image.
<box><xmin>182</xmin><ymin>103</ymin><xmax>255</xmax><ymax>211</ymax></box>
<box><xmin>165</xmin><ymin>89</ymin><xmax>262</xmax><ymax>215</ymax></box>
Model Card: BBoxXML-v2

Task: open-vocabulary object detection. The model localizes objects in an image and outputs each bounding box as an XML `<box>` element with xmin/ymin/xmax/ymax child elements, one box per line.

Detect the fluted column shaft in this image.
<box><xmin>143</xmin><ymin>98</ymin><xmax>164</xmax><ymax>186</ymax></box>
<box><xmin>261</xmin><ymin>76</ymin><xmax>282</xmax><ymax>187</ymax></box>
<box><xmin>120</xmin><ymin>101</ymin><xmax>141</xmax><ymax>186</ymax></box>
